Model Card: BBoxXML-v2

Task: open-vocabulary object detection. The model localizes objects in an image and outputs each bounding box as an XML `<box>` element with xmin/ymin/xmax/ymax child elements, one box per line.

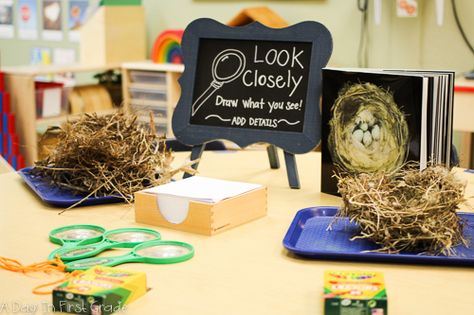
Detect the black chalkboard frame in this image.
<box><xmin>172</xmin><ymin>18</ymin><xmax>333</xmax><ymax>188</ymax></box>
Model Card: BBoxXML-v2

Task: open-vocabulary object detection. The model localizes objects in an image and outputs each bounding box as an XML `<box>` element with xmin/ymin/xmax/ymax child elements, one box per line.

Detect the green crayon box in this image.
<box><xmin>52</xmin><ymin>266</ymin><xmax>146</xmax><ymax>315</ymax></box>
<box><xmin>324</xmin><ymin>270</ymin><xmax>388</xmax><ymax>315</ymax></box>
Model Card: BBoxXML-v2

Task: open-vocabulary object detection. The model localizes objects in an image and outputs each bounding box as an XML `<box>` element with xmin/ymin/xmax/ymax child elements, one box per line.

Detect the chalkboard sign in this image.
<box><xmin>190</xmin><ymin>38</ymin><xmax>312</xmax><ymax>133</ymax></box>
<box><xmin>172</xmin><ymin>18</ymin><xmax>332</xmax><ymax>187</ymax></box>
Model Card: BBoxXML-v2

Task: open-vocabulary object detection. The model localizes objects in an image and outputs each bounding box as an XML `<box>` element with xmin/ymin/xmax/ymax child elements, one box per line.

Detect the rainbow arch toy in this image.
<box><xmin>151</xmin><ymin>30</ymin><xmax>184</xmax><ymax>64</ymax></box>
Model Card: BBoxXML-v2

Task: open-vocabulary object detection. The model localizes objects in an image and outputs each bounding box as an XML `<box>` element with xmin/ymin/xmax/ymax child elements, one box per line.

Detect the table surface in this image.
<box><xmin>1</xmin><ymin>150</ymin><xmax>474</xmax><ymax>315</ymax></box>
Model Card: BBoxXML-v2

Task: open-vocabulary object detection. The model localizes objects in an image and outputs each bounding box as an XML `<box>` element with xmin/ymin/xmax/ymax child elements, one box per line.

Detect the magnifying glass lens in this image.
<box><xmin>107</xmin><ymin>231</ymin><xmax>158</xmax><ymax>243</ymax></box>
<box><xmin>214</xmin><ymin>53</ymin><xmax>243</xmax><ymax>82</ymax></box>
<box><xmin>54</xmin><ymin>228</ymin><xmax>102</xmax><ymax>240</ymax></box>
<box><xmin>136</xmin><ymin>244</ymin><xmax>193</xmax><ymax>259</ymax></box>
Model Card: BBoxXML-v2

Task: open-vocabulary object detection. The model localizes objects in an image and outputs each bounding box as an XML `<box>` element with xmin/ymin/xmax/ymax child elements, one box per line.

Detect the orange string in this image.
<box><xmin>32</xmin><ymin>270</ymin><xmax>83</xmax><ymax>295</ymax></box>
<box><xmin>0</xmin><ymin>256</ymin><xmax>83</xmax><ymax>295</ymax></box>
<box><xmin>0</xmin><ymin>255</ymin><xmax>66</xmax><ymax>272</ymax></box>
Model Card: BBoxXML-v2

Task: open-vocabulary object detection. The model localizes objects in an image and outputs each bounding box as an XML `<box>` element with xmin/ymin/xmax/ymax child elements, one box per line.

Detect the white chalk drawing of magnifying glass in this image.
<box><xmin>192</xmin><ymin>49</ymin><xmax>246</xmax><ymax>116</ymax></box>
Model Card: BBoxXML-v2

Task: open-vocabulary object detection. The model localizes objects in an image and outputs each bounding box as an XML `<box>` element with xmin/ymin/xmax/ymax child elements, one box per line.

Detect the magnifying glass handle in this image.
<box><xmin>65</xmin><ymin>254</ymin><xmax>137</xmax><ymax>272</ymax></box>
<box><xmin>192</xmin><ymin>81</ymin><xmax>223</xmax><ymax>116</ymax></box>
<box><xmin>48</xmin><ymin>240</ymin><xmax>87</xmax><ymax>260</ymax></box>
<box><xmin>48</xmin><ymin>247</ymin><xmax>67</xmax><ymax>260</ymax></box>
<box><xmin>55</xmin><ymin>241</ymin><xmax>114</xmax><ymax>261</ymax></box>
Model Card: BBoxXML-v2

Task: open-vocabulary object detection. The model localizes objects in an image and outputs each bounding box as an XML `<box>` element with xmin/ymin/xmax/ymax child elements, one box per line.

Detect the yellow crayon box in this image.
<box><xmin>52</xmin><ymin>266</ymin><xmax>147</xmax><ymax>315</ymax></box>
<box><xmin>323</xmin><ymin>270</ymin><xmax>387</xmax><ymax>315</ymax></box>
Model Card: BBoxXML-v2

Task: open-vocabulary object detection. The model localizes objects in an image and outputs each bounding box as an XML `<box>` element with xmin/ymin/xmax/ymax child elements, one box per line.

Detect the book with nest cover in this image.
<box><xmin>321</xmin><ymin>68</ymin><xmax>453</xmax><ymax>196</ymax></box>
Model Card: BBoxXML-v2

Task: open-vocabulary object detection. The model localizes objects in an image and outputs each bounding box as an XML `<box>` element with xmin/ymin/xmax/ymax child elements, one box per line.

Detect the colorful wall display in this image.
<box><xmin>42</xmin><ymin>0</ymin><xmax>62</xmax><ymax>41</ymax></box>
<box><xmin>68</xmin><ymin>0</ymin><xmax>88</xmax><ymax>42</ymax></box>
<box><xmin>17</xmin><ymin>0</ymin><xmax>38</xmax><ymax>40</ymax></box>
<box><xmin>0</xmin><ymin>0</ymin><xmax>14</xmax><ymax>39</ymax></box>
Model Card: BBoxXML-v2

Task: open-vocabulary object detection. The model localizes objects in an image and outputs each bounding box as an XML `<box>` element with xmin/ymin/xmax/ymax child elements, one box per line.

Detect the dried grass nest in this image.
<box><xmin>32</xmin><ymin>111</ymin><xmax>195</xmax><ymax>208</ymax></box>
<box><xmin>331</xmin><ymin>163</ymin><xmax>469</xmax><ymax>255</ymax></box>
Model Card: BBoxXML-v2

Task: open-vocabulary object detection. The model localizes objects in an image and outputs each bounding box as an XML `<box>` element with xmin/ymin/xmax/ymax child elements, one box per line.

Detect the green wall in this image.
<box><xmin>1</xmin><ymin>0</ymin><xmax>473</xmax><ymax>72</ymax></box>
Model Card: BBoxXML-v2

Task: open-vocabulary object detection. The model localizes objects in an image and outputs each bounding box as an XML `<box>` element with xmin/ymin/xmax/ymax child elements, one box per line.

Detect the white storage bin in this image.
<box><xmin>130</xmin><ymin>70</ymin><xmax>167</xmax><ymax>85</ymax></box>
<box><xmin>130</xmin><ymin>98</ymin><xmax>167</xmax><ymax>107</ymax></box>
<box><xmin>129</xmin><ymin>87</ymin><xmax>167</xmax><ymax>102</ymax></box>
<box><xmin>132</xmin><ymin>104</ymin><xmax>167</xmax><ymax>118</ymax></box>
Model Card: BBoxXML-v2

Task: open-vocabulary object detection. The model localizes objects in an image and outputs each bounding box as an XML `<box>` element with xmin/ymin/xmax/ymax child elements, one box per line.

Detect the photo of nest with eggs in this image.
<box><xmin>328</xmin><ymin>82</ymin><xmax>409</xmax><ymax>173</ymax></box>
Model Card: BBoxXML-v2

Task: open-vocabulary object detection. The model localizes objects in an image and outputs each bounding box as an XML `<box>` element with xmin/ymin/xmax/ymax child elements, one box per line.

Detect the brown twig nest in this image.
<box><xmin>332</xmin><ymin>163</ymin><xmax>469</xmax><ymax>255</ymax></box>
<box><xmin>33</xmin><ymin>111</ymin><xmax>195</xmax><ymax>208</ymax></box>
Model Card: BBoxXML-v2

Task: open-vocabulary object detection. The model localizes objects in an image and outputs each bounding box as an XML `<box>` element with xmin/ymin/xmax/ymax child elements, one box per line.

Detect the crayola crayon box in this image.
<box><xmin>323</xmin><ymin>270</ymin><xmax>387</xmax><ymax>315</ymax></box>
<box><xmin>52</xmin><ymin>266</ymin><xmax>147</xmax><ymax>315</ymax></box>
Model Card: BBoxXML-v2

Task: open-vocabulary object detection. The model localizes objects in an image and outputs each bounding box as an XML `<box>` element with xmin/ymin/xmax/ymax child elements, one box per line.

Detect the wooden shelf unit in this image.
<box><xmin>3</xmin><ymin>63</ymin><xmax>120</xmax><ymax>166</ymax></box>
<box><xmin>121</xmin><ymin>61</ymin><xmax>184</xmax><ymax>137</ymax></box>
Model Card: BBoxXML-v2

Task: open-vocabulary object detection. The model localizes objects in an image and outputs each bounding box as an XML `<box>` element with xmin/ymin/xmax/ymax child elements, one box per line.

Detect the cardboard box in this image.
<box><xmin>134</xmin><ymin>184</ymin><xmax>267</xmax><ymax>235</ymax></box>
<box><xmin>323</xmin><ymin>270</ymin><xmax>387</xmax><ymax>315</ymax></box>
<box><xmin>52</xmin><ymin>266</ymin><xmax>146</xmax><ymax>315</ymax></box>
<box><xmin>80</xmin><ymin>6</ymin><xmax>146</xmax><ymax>66</ymax></box>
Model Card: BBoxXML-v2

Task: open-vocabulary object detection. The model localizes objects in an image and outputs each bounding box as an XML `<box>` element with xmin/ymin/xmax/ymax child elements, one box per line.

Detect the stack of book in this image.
<box><xmin>321</xmin><ymin>68</ymin><xmax>454</xmax><ymax>196</ymax></box>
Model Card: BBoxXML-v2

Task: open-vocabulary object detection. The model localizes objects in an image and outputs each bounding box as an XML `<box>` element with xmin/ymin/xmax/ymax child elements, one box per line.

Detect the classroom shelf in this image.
<box><xmin>122</xmin><ymin>61</ymin><xmax>184</xmax><ymax>138</ymax></box>
<box><xmin>3</xmin><ymin>63</ymin><xmax>120</xmax><ymax>166</ymax></box>
<box><xmin>36</xmin><ymin>109</ymin><xmax>117</xmax><ymax>129</ymax></box>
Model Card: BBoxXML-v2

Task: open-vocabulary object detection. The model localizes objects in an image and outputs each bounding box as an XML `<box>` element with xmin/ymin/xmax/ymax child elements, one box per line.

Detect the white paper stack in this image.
<box><xmin>143</xmin><ymin>176</ymin><xmax>263</xmax><ymax>224</ymax></box>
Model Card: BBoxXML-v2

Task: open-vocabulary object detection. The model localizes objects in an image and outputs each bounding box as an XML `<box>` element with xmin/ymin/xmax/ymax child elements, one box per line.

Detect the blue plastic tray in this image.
<box><xmin>19</xmin><ymin>167</ymin><xmax>123</xmax><ymax>207</ymax></box>
<box><xmin>283</xmin><ymin>206</ymin><xmax>474</xmax><ymax>267</ymax></box>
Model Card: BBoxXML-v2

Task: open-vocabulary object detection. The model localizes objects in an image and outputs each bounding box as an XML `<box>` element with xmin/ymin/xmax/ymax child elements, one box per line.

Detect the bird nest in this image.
<box><xmin>33</xmin><ymin>111</ymin><xmax>195</xmax><ymax>208</ymax></box>
<box><xmin>328</xmin><ymin>82</ymin><xmax>409</xmax><ymax>173</ymax></box>
<box><xmin>331</xmin><ymin>163</ymin><xmax>469</xmax><ymax>255</ymax></box>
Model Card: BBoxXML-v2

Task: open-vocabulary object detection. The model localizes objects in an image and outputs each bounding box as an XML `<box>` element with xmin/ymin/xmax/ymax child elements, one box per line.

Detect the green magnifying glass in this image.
<box><xmin>55</xmin><ymin>228</ymin><xmax>161</xmax><ymax>261</ymax></box>
<box><xmin>65</xmin><ymin>240</ymin><xmax>194</xmax><ymax>271</ymax></box>
<box><xmin>48</xmin><ymin>224</ymin><xmax>106</xmax><ymax>260</ymax></box>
